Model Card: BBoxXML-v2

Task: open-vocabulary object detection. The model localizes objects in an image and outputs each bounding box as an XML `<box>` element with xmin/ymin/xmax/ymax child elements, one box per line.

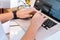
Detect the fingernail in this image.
<box><xmin>30</xmin><ymin>14</ymin><xmax>33</xmax><ymax>17</ymax></box>
<box><xmin>43</xmin><ymin>16</ymin><xmax>46</xmax><ymax>18</ymax></box>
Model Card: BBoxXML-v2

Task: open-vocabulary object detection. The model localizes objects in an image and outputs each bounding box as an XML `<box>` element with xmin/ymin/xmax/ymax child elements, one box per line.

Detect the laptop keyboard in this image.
<box><xmin>42</xmin><ymin>19</ymin><xmax>57</xmax><ymax>30</ymax></box>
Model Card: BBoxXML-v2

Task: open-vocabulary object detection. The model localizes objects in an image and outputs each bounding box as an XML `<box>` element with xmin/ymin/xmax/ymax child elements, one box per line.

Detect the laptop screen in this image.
<box><xmin>34</xmin><ymin>0</ymin><xmax>60</xmax><ymax>22</ymax></box>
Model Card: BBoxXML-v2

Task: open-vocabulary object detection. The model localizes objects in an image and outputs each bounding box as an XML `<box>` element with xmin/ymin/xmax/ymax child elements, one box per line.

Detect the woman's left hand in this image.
<box><xmin>16</xmin><ymin>7</ymin><xmax>37</xmax><ymax>18</ymax></box>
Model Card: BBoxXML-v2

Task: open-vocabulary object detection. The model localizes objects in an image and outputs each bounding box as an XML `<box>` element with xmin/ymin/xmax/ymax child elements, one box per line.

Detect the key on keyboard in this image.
<box><xmin>42</xmin><ymin>19</ymin><xmax>57</xmax><ymax>30</ymax></box>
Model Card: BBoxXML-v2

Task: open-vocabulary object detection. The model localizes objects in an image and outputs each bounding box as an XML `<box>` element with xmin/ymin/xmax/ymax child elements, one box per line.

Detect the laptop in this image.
<box><xmin>34</xmin><ymin>0</ymin><xmax>60</xmax><ymax>40</ymax></box>
<box><xmin>0</xmin><ymin>22</ymin><xmax>8</xmax><ymax>40</ymax></box>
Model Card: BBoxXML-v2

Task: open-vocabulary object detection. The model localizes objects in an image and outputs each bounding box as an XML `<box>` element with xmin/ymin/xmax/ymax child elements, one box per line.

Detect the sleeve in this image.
<box><xmin>0</xmin><ymin>22</ymin><xmax>8</xmax><ymax>40</ymax></box>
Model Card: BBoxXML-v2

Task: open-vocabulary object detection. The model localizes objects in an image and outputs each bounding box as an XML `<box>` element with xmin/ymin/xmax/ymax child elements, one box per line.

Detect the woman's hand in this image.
<box><xmin>21</xmin><ymin>11</ymin><xmax>48</xmax><ymax>40</ymax></box>
<box><xmin>30</xmin><ymin>11</ymin><xmax>48</xmax><ymax>31</ymax></box>
<box><xmin>16</xmin><ymin>7</ymin><xmax>37</xmax><ymax>18</ymax></box>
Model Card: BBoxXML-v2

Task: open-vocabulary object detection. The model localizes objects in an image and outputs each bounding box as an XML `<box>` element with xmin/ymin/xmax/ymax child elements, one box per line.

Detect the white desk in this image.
<box><xmin>2</xmin><ymin>19</ymin><xmax>60</xmax><ymax>40</ymax></box>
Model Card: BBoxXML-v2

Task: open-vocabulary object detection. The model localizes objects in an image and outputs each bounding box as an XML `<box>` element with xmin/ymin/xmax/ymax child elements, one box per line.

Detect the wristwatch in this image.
<box><xmin>13</xmin><ymin>10</ymin><xmax>19</xmax><ymax>19</ymax></box>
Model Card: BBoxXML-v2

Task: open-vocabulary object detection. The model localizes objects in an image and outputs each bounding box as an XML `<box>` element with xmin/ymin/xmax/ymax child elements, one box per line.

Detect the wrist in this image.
<box><xmin>16</xmin><ymin>11</ymin><xmax>20</xmax><ymax>18</ymax></box>
<box><xmin>29</xmin><ymin>24</ymin><xmax>39</xmax><ymax>33</ymax></box>
<box><xmin>12</xmin><ymin>10</ymin><xmax>19</xmax><ymax>19</ymax></box>
<box><xmin>9</xmin><ymin>12</ymin><xmax>14</xmax><ymax>19</ymax></box>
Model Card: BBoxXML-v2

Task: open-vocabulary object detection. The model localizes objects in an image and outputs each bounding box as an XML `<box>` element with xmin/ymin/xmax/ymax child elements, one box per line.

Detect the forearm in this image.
<box><xmin>21</xmin><ymin>18</ymin><xmax>46</xmax><ymax>40</ymax></box>
<box><xmin>0</xmin><ymin>12</ymin><xmax>13</xmax><ymax>23</ymax></box>
<box><xmin>21</xmin><ymin>25</ymin><xmax>39</xmax><ymax>40</ymax></box>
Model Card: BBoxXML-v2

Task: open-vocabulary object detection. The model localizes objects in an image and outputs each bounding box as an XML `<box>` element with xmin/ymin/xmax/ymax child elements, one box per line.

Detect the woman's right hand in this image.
<box><xmin>30</xmin><ymin>11</ymin><xmax>48</xmax><ymax>31</ymax></box>
<box><xmin>21</xmin><ymin>11</ymin><xmax>48</xmax><ymax>40</ymax></box>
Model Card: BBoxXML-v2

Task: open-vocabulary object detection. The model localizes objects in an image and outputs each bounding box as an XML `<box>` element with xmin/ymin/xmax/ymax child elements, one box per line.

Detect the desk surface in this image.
<box><xmin>2</xmin><ymin>19</ymin><xmax>60</xmax><ymax>40</ymax></box>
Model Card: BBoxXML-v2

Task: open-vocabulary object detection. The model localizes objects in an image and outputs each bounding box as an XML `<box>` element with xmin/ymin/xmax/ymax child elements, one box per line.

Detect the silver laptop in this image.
<box><xmin>0</xmin><ymin>22</ymin><xmax>8</xmax><ymax>40</ymax></box>
<box><xmin>34</xmin><ymin>0</ymin><xmax>60</xmax><ymax>40</ymax></box>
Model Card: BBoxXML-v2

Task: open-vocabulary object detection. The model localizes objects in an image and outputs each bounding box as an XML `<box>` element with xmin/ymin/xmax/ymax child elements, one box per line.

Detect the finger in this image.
<box><xmin>24</xmin><ymin>7</ymin><xmax>38</xmax><ymax>14</ymax></box>
<box><xmin>37</xmin><ymin>10</ymin><xmax>48</xmax><ymax>19</ymax></box>
<box><xmin>32</xmin><ymin>11</ymin><xmax>41</xmax><ymax>19</ymax></box>
<box><xmin>29</xmin><ymin>7</ymin><xmax>38</xmax><ymax>11</ymax></box>
<box><xmin>27</xmin><ymin>10</ymin><xmax>39</xmax><ymax>17</ymax></box>
<box><xmin>33</xmin><ymin>11</ymin><xmax>48</xmax><ymax>20</ymax></box>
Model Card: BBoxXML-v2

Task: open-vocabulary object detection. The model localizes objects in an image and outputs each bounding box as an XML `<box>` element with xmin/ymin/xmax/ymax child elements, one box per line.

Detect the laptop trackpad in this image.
<box><xmin>35</xmin><ymin>23</ymin><xmax>60</xmax><ymax>40</ymax></box>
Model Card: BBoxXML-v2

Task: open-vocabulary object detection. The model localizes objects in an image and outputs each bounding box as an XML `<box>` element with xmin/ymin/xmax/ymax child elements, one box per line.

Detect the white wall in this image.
<box><xmin>0</xmin><ymin>0</ymin><xmax>10</xmax><ymax>8</ymax></box>
<box><xmin>0</xmin><ymin>0</ymin><xmax>21</xmax><ymax>8</ymax></box>
<box><xmin>10</xmin><ymin>0</ymin><xmax>18</xmax><ymax>8</ymax></box>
